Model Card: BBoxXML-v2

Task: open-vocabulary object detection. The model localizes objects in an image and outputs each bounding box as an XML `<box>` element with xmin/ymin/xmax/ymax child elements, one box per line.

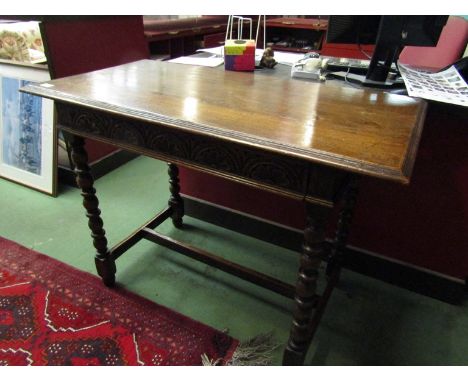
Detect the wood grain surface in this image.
<box><xmin>22</xmin><ymin>59</ymin><xmax>426</xmax><ymax>183</ymax></box>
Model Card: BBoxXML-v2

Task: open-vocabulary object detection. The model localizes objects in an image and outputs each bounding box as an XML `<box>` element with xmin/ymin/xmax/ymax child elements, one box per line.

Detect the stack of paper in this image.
<box><xmin>168</xmin><ymin>56</ymin><xmax>224</xmax><ymax>67</ymax></box>
<box><xmin>398</xmin><ymin>62</ymin><xmax>468</xmax><ymax>107</ymax></box>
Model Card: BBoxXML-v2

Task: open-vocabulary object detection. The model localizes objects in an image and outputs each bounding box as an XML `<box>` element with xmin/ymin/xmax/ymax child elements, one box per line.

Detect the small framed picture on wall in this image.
<box><xmin>0</xmin><ymin>61</ymin><xmax>56</xmax><ymax>196</ymax></box>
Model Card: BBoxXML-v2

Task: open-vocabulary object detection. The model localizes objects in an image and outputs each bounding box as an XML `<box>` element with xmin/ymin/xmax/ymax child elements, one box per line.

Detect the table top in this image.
<box><xmin>23</xmin><ymin>59</ymin><xmax>427</xmax><ymax>183</ymax></box>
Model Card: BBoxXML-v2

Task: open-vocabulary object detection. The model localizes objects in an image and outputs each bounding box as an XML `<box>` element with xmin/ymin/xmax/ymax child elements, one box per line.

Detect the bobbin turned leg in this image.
<box><xmin>168</xmin><ymin>163</ymin><xmax>185</xmax><ymax>228</ymax></box>
<box><xmin>283</xmin><ymin>204</ymin><xmax>330</xmax><ymax>366</ymax></box>
<box><xmin>69</xmin><ymin>135</ymin><xmax>116</xmax><ymax>287</ymax></box>
<box><xmin>326</xmin><ymin>176</ymin><xmax>359</xmax><ymax>277</ymax></box>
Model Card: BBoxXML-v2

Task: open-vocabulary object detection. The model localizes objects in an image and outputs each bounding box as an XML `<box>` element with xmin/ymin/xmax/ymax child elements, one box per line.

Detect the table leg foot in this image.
<box><xmin>168</xmin><ymin>163</ymin><xmax>184</xmax><ymax>228</ymax></box>
<box><xmin>283</xmin><ymin>204</ymin><xmax>329</xmax><ymax>366</ymax></box>
<box><xmin>69</xmin><ymin>134</ymin><xmax>115</xmax><ymax>287</ymax></box>
<box><xmin>95</xmin><ymin>257</ymin><xmax>116</xmax><ymax>287</ymax></box>
<box><xmin>283</xmin><ymin>346</ymin><xmax>307</xmax><ymax>365</ymax></box>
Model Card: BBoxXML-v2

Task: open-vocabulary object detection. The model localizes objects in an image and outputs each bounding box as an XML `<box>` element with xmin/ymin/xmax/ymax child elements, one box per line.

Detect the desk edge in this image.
<box><xmin>21</xmin><ymin>83</ymin><xmax>423</xmax><ymax>184</ymax></box>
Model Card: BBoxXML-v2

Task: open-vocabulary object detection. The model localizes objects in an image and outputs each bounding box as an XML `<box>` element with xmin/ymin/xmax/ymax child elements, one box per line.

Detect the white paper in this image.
<box><xmin>197</xmin><ymin>47</ymin><xmax>224</xmax><ymax>56</ymax></box>
<box><xmin>168</xmin><ymin>56</ymin><xmax>224</xmax><ymax>67</ymax></box>
<box><xmin>264</xmin><ymin>50</ymin><xmax>305</xmax><ymax>66</ymax></box>
<box><xmin>398</xmin><ymin>62</ymin><xmax>468</xmax><ymax>107</ymax></box>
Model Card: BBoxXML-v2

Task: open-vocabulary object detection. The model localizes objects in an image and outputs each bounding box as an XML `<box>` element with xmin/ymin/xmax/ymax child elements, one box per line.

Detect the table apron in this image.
<box><xmin>56</xmin><ymin>102</ymin><xmax>347</xmax><ymax>207</ymax></box>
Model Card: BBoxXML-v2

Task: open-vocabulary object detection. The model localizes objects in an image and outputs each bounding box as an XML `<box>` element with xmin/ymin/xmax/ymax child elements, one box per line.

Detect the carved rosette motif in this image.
<box><xmin>245</xmin><ymin>160</ymin><xmax>295</xmax><ymax>190</ymax></box>
<box><xmin>110</xmin><ymin>121</ymin><xmax>145</xmax><ymax>146</ymax></box>
<box><xmin>191</xmin><ymin>143</ymin><xmax>240</xmax><ymax>173</ymax></box>
<box><xmin>56</xmin><ymin>103</ymin><xmax>309</xmax><ymax>195</ymax></box>
<box><xmin>146</xmin><ymin>132</ymin><xmax>190</xmax><ymax>159</ymax></box>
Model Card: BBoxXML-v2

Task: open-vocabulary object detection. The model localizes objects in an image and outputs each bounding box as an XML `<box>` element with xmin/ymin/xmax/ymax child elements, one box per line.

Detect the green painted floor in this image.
<box><xmin>1</xmin><ymin>156</ymin><xmax>467</xmax><ymax>365</ymax></box>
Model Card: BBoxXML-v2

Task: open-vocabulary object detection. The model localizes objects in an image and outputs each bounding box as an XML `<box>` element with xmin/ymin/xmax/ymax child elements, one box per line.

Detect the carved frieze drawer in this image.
<box><xmin>56</xmin><ymin>103</ymin><xmax>310</xmax><ymax>196</ymax></box>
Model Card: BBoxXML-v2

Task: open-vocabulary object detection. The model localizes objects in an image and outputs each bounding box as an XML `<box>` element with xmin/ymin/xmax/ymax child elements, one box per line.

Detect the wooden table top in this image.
<box><xmin>23</xmin><ymin>59</ymin><xmax>427</xmax><ymax>183</ymax></box>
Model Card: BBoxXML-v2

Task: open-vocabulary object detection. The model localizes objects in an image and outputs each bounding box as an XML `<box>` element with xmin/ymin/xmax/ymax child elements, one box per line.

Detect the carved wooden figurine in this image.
<box><xmin>260</xmin><ymin>47</ymin><xmax>277</xmax><ymax>69</ymax></box>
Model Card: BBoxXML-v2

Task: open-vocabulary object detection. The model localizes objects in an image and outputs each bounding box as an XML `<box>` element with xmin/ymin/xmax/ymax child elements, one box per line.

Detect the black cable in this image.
<box><xmin>343</xmin><ymin>67</ymin><xmax>363</xmax><ymax>89</ymax></box>
<box><xmin>355</xmin><ymin>21</ymin><xmax>374</xmax><ymax>61</ymax></box>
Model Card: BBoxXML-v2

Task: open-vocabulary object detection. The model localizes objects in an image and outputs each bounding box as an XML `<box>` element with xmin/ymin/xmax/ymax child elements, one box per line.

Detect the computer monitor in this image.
<box><xmin>326</xmin><ymin>16</ymin><xmax>449</xmax><ymax>87</ymax></box>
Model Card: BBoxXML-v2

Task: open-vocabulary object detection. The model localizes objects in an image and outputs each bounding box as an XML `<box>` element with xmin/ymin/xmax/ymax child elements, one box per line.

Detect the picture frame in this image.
<box><xmin>0</xmin><ymin>61</ymin><xmax>56</xmax><ymax>196</ymax></box>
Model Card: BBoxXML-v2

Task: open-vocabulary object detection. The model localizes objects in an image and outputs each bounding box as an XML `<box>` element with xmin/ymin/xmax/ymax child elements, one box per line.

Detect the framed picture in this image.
<box><xmin>0</xmin><ymin>61</ymin><xmax>56</xmax><ymax>196</ymax></box>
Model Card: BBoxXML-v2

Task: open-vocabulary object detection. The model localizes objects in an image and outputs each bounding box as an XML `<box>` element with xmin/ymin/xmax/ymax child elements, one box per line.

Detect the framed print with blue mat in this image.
<box><xmin>0</xmin><ymin>61</ymin><xmax>55</xmax><ymax>195</ymax></box>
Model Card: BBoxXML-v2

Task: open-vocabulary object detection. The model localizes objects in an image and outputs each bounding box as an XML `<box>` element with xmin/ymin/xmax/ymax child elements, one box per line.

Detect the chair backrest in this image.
<box><xmin>399</xmin><ymin>16</ymin><xmax>468</xmax><ymax>71</ymax></box>
<box><xmin>40</xmin><ymin>16</ymin><xmax>149</xmax><ymax>164</ymax></box>
<box><xmin>40</xmin><ymin>16</ymin><xmax>149</xmax><ymax>79</ymax></box>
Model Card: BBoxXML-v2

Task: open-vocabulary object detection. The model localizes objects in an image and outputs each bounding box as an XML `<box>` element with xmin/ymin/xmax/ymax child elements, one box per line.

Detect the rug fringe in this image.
<box><xmin>201</xmin><ymin>353</ymin><xmax>222</xmax><ymax>366</ymax></box>
<box><xmin>202</xmin><ymin>332</ymin><xmax>279</xmax><ymax>366</ymax></box>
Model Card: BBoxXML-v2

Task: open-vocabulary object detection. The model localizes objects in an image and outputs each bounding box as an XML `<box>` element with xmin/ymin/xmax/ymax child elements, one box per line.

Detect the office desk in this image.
<box><xmin>23</xmin><ymin>60</ymin><xmax>426</xmax><ymax>365</ymax></box>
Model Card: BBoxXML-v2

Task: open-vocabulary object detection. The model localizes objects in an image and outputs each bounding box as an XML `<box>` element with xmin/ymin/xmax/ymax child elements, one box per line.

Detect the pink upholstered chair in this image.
<box><xmin>399</xmin><ymin>16</ymin><xmax>468</xmax><ymax>71</ymax></box>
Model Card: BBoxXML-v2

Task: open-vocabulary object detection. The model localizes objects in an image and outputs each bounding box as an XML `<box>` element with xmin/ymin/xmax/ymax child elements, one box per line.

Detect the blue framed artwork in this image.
<box><xmin>0</xmin><ymin>62</ymin><xmax>55</xmax><ymax>195</ymax></box>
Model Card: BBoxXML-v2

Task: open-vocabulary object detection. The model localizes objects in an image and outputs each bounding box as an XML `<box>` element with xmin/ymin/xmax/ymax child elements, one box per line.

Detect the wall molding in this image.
<box><xmin>58</xmin><ymin>149</ymin><xmax>138</xmax><ymax>186</ymax></box>
<box><xmin>182</xmin><ymin>194</ymin><xmax>466</xmax><ymax>305</ymax></box>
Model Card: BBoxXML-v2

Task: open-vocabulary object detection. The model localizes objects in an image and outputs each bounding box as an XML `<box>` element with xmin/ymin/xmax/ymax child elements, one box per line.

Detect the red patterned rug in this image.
<box><xmin>0</xmin><ymin>237</ymin><xmax>239</xmax><ymax>366</ymax></box>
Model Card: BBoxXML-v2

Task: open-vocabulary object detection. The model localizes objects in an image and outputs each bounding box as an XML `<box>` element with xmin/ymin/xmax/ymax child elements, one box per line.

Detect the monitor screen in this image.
<box><xmin>326</xmin><ymin>16</ymin><xmax>381</xmax><ymax>45</ymax></box>
<box><xmin>325</xmin><ymin>15</ymin><xmax>449</xmax><ymax>87</ymax></box>
<box><xmin>326</xmin><ymin>16</ymin><xmax>447</xmax><ymax>47</ymax></box>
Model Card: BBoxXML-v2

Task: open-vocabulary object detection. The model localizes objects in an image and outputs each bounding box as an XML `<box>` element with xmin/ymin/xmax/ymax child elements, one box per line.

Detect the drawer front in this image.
<box><xmin>56</xmin><ymin>103</ymin><xmax>311</xmax><ymax>198</ymax></box>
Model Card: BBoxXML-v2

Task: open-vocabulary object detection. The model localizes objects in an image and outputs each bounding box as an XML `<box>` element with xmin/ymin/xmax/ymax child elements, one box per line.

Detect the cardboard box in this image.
<box><xmin>224</xmin><ymin>39</ymin><xmax>255</xmax><ymax>71</ymax></box>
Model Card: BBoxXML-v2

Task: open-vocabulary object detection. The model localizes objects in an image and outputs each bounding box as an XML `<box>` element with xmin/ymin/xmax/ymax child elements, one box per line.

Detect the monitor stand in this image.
<box><xmin>327</xmin><ymin>71</ymin><xmax>405</xmax><ymax>89</ymax></box>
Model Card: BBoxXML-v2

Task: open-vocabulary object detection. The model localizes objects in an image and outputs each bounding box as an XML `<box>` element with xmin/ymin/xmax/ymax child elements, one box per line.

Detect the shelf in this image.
<box><xmin>269</xmin><ymin>46</ymin><xmax>320</xmax><ymax>54</ymax></box>
<box><xmin>265</xmin><ymin>18</ymin><xmax>328</xmax><ymax>53</ymax></box>
<box><xmin>266</xmin><ymin>17</ymin><xmax>328</xmax><ymax>31</ymax></box>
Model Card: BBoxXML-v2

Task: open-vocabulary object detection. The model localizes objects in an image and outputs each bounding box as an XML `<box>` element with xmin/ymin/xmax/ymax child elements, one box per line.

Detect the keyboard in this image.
<box><xmin>323</xmin><ymin>56</ymin><xmax>397</xmax><ymax>75</ymax></box>
<box><xmin>323</xmin><ymin>57</ymin><xmax>371</xmax><ymax>74</ymax></box>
